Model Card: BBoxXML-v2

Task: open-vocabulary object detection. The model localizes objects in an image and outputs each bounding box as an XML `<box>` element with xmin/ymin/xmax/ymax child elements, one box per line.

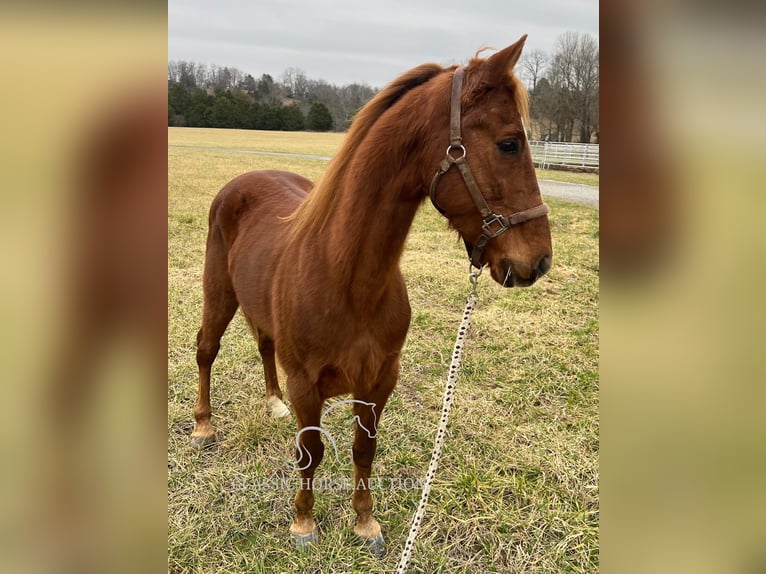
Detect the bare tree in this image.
<box><xmin>193</xmin><ymin>62</ymin><xmax>209</xmax><ymax>90</ymax></box>
<box><xmin>282</xmin><ymin>67</ymin><xmax>309</xmax><ymax>100</ymax></box>
<box><xmin>211</xmin><ymin>66</ymin><xmax>243</xmax><ymax>92</ymax></box>
<box><xmin>573</xmin><ymin>35</ymin><xmax>599</xmax><ymax>142</ymax></box>
<box><xmin>176</xmin><ymin>61</ymin><xmax>197</xmax><ymax>90</ymax></box>
<box><xmin>168</xmin><ymin>61</ymin><xmax>179</xmax><ymax>83</ymax></box>
<box><xmin>543</xmin><ymin>32</ymin><xmax>599</xmax><ymax>142</ymax></box>
<box><xmin>305</xmin><ymin>79</ymin><xmax>342</xmax><ymax>127</ymax></box>
<box><xmin>519</xmin><ymin>48</ymin><xmax>548</xmax><ymax>91</ymax></box>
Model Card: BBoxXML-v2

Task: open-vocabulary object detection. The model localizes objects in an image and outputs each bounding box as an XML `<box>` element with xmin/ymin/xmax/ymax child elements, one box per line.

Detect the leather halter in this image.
<box><xmin>429</xmin><ymin>67</ymin><xmax>549</xmax><ymax>269</ymax></box>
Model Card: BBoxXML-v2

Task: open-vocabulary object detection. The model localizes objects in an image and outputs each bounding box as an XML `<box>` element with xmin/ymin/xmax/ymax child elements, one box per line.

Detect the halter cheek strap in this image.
<box><xmin>429</xmin><ymin>67</ymin><xmax>549</xmax><ymax>269</ymax></box>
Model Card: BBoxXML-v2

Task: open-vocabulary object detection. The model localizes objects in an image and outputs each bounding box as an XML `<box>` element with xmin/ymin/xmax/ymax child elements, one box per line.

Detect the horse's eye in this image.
<box><xmin>496</xmin><ymin>139</ymin><xmax>519</xmax><ymax>155</ymax></box>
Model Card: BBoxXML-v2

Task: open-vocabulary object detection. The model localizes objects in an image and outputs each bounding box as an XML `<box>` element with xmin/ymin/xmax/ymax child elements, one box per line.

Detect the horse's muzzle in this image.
<box><xmin>500</xmin><ymin>254</ymin><xmax>552</xmax><ymax>288</ymax></box>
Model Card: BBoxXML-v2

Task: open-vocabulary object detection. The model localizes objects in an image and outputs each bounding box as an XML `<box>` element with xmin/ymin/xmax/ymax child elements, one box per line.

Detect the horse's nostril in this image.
<box><xmin>536</xmin><ymin>254</ymin><xmax>552</xmax><ymax>276</ymax></box>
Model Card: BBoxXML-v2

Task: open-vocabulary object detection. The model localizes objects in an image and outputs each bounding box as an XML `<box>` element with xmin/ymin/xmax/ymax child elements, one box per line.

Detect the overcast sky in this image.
<box><xmin>169</xmin><ymin>0</ymin><xmax>598</xmax><ymax>87</ymax></box>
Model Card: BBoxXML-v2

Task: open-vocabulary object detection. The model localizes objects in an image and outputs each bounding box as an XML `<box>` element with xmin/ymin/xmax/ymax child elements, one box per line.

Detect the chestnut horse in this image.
<box><xmin>191</xmin><ymin>35</ymin><xmax>552</xmax><ymax>556</ymax></box>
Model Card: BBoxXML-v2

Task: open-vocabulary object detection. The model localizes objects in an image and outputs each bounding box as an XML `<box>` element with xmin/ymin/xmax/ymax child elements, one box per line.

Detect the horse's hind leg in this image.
<box><xmin>191</xmin><ymin>236</ymin><xmax>238</xmax><ymax>449</ymax></box>
<box><xmin>256</xmin><ymin>329</ymin><xmax>290</xmax><ymax>418</ymax></box>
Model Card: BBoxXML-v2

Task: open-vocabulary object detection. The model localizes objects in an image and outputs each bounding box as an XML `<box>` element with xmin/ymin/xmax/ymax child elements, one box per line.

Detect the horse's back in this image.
<box><xmin>209</xmin><ymin>170</ymin><xmax>312</xmax><ymax>251</ymax></box>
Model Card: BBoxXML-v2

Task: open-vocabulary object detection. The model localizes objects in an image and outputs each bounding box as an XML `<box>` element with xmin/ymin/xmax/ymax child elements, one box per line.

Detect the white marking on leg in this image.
<box><xmin>267</xmin><ymin>396</ymin><xmax>291</xmax><ymax>419</ymax></box>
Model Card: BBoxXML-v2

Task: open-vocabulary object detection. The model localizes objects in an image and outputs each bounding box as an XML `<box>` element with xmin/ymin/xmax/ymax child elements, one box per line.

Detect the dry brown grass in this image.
<box><xmin>168</xmin><ymin>128</ymin><xmax>598</xmax><ymax>573</ymax></box>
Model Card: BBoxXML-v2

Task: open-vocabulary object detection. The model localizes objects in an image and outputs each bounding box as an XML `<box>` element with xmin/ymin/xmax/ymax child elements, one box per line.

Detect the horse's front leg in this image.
<box><xmin>352</xmin><ymin>355</ymin><xmax>399</xmax><ymax>558</ymax></box>
<box><xmin>288</xmin><ymin>375</ymin><xmax>324</xmax><ymax>548</ymax></box>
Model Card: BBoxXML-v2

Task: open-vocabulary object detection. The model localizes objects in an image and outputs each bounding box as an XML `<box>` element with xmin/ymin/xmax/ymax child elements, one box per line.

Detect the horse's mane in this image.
<box><xmin>509</xmin><ymin>74</ymin><xmax>530</xmax><ymax>128</ymax></box>
<box><xmin>286</xmin><ymin>63</ymin><xmax>444</xmax><ymax>237</ymax></box>
<box><xmin>466</xmin><ymin>51</ymin><xmax>530</xmax><ymax>127</ymax></box>
<box><xmin>286</xmin><ymin>54</ymin><xmax>529</xmax><ymax>238</ymax></box>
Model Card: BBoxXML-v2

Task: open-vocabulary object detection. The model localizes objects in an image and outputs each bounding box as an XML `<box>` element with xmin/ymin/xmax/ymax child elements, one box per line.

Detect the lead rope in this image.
<box><xmin>394</xmin><ymin>266</ymin><xmax>482</xmax><ymax>573</ymax></box>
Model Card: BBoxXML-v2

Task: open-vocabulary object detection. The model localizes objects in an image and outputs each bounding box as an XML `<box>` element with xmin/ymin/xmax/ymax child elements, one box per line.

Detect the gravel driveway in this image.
<box><xmin>539</xmin><ymin>179</ymin><xmax>599</xmax><ymax>208</ymax></box>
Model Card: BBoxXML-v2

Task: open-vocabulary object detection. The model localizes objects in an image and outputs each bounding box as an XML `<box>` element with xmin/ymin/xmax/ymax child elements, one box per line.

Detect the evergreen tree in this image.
<box><xmin>230</xmin><ymin>90</ymin><xmax>252</xmax><ymax>128</ymax></box>
<box><xmin>306</xmin><ymin>102</ymin><xmax>333</xmax><ymax>131</ymax></box>
<box><xmin>168</xmin><ymin>83</ymin><xmax>191</xmax><ymax>123</ymax></box>
<box><xmin>261</xmin><ymin>105</ymin><xmax>283</xmax><ymax>130</ymax></box>
<box><xmin>280</xmin><ymin>104</ymin><xmax>305</xmax><ymax>131</ymax></box>
<box><xmin>210</xmin><ymin>95</ymin><xmax>236</xmax><ymax>128</ymax></box>
<box><xmin>168</xmin><ymin>59</ymin><xmax>383</xmax><ymax>132</ymax></box>
<box><xmin>248</xmin><ymin>102</ymin><xmax>264</xmax><ymax>130</ymax></box>
<box><xmin>186</xmin><ymin>90</ymin><xmax>213</xmax><ymax>127</ymax></box>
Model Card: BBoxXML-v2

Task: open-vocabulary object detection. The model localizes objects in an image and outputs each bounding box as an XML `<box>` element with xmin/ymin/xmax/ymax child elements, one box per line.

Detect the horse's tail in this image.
<box><xmin>206</xmin><ymin>181</ymin><xmax>247</xmax><ymax>256</ymax></box>
<box><xmin>196</xmin><ymin>184</ymin><xmax>244</xmax><ymax>330</ymax></box>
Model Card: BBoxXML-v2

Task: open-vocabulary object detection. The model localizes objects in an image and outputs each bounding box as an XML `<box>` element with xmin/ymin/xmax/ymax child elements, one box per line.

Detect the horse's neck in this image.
<box><xmin>323</xmin><ymin>148</ymin><xmax>426</xmax><ymax>306</ymax></box>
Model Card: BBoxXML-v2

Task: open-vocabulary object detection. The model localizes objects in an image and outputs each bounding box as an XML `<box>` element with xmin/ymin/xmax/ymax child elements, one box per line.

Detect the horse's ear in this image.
<box><xmin>487</xmin><ymin>34</ymin><xmax>527</xmax><ymax>85</ymax></box>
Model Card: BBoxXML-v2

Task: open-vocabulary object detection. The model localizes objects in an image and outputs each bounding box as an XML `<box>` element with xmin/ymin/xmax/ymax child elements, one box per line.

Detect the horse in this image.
<box><xmin>190</xmin><ymin>35</ymin><xmax>552</xmax><ymax>557</ymax></box>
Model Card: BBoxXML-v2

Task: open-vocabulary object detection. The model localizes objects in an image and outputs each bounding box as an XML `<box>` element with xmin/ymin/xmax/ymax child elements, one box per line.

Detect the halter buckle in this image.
<box><xmin>481</xmin><ymin>214</ymin><xmax>508</xmax><ymax>238</ymax></box>
<box><xmin>445</xmin><ymin>144</ymin><xmax>466</xmax><ymax>162</ymax></box>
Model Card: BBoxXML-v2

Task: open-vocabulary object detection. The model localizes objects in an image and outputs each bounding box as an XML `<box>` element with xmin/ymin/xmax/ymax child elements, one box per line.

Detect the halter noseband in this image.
<box><xmin>429</xmin><ymin>67</ymin><xmax>549</xmax><ymax>269</ymax></box>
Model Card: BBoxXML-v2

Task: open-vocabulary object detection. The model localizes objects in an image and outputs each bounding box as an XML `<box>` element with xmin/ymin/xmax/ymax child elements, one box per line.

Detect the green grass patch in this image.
<box><xmin>168</xmin><ymin>128</ymin><xmax>599</xmax><ymax>573</ymax></box>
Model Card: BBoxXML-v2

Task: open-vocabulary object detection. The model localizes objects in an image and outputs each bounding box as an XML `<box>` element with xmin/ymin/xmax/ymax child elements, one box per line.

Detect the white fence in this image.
<box><xmin>528</xmin><ymin>140</ymin><xmax>599</xmax><ymax>171</ymax></box>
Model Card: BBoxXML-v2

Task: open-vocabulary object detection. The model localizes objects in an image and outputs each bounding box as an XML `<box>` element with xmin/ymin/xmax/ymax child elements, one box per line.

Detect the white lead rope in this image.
<box><xmin>394</xmin><ymin>269</ymin><xmax>480</xmax><ymax>573</ymax></box>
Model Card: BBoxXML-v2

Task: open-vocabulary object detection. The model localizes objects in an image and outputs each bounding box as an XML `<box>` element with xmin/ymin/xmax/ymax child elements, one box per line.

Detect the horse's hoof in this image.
<box><xmin>362</xmin><ymin>533</ymin><xmax>386</xmax><ymax>558</ymax></box>
<box><xmin>189</xmin><ymin>433</ymin><xmax>217</xmax><ymax>450</ymax></box>
<box><xmin>291</xmin><ymin>530</ymin><xmax>318</xmax><ymax>550</ymax></box>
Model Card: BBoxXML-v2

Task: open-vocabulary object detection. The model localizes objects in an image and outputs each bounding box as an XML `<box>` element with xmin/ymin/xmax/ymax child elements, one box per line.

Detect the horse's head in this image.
<box><xmin>428</xmin><ymin>35</ymin><xmax>552</xmax><ymax>287</ymax></box>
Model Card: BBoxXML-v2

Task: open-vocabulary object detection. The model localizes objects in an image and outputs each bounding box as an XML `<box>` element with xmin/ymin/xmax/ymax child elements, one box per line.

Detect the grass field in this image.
<box><xmin>168</xmin><ymin>127</ymin><xmax>599</xmax><ymax>573</ymax></box>
<box><xmin>535</xmin><ymin>168</ymin><xmax>599</xmax><ymax>187</ymax></box>
<box><xmin>168</xmin><ymin>128</ymin><xmax>600</xmax><ymax>188</ymax></box>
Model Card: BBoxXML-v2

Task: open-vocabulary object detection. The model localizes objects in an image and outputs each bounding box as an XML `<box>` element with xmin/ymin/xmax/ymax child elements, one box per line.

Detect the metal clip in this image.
<box><xmin>468</xmin><ymin>263</ymin><xmax>483</xmax><ymax>297</ymax></box>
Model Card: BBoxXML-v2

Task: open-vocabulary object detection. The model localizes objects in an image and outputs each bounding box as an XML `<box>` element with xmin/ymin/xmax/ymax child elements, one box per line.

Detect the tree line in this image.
<box><xmin>518</xmin><ymin>31</ymin><xmax>599</xmax><ymax>143</ymax></box>
<box><xmin>168</xmin><ymin>61</ymin><xmax>375</xmax><ymax>132</ymax></box>
<box><xmin>168</xmin><ymin>31</ymin><xmax>598</xmax><ymax>142</ymax></box>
